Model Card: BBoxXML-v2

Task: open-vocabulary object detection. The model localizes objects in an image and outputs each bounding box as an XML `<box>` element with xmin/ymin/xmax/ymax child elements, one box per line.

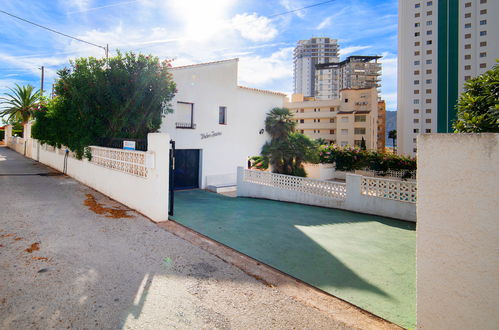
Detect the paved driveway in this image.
<box><xmin>171</xmin><ymin>189</ymin><xmax>416</xmax><ymax>329</ymax></box>
<box><xmin>0</xmin><ymin>147</ymin><xmax>350</xmax><ymax>329</ymax></box>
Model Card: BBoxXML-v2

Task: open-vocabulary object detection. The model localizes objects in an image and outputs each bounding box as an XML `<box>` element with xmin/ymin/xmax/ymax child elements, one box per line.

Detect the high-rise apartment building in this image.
<box><xmin>293</xmin><ymin>37</ymin><xmax>339</xmax><ymax>97</ymax></box>
<box><xmin>285</xmin><ymin>87</ymin><xmax>381</xmax><ymax>150</ymax></box>
<box><xmin>315</xmin><ymin>56</ymin><xmax>382</xmax><ymax>100</ymax></box>
<box><xmin>397</xmin><ymin>0</ymin><xmax>499</xmax><ymax>156</ymax></box>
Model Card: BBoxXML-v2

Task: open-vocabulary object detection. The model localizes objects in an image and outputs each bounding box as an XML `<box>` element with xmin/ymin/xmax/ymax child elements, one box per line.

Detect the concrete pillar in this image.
<box><xmin>23</xmin><ymin>122</ymin><xmax>31</xmax><ymax>140</ymax></box>
<box><xmin>345</xmin><ymin>174</ymin><xmax>362</xmax><ymax>210</ymax></box>
<box><xmin>417</xmin><ymin>133</ymin><xmax>499</xmax><ymax>329</ymax></box>
<box><xmin>23</xmin><ymin>121</ymin><xmax>33</xmax><ymax>158</ymax></box>
<box><xmin>145</xmin><ymin>133</ymin><xmax>170</xmax><ymax>222</ymax></box>
<box><xmin>4</xmin><ymin>125</ymin><xmax>12</xmax><ymax>145</ymax></box>
<box><xmin>236</xmin><ymin>166</ymin><xmax>244</xmax><ymax>196</ymax></box>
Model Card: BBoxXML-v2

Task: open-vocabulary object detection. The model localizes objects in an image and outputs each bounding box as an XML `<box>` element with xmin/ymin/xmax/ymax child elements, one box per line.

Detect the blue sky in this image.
<box><xmin>0</xmin><ymin>0</ymin><xmax>398</xmax><ymax>116</ymax></box>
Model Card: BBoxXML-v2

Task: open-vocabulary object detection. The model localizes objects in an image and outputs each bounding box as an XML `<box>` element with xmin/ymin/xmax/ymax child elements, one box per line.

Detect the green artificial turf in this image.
<box><xmin>171</xmin><ymin>190</ymin><xmax>416</xmax><ymax>329</ymax></box>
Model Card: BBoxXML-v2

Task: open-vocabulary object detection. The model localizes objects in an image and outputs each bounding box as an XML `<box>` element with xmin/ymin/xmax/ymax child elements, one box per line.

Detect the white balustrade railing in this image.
<box><xmin>89</xmin><ymin>146</ymin><xmax>152</xmax><ymax>178</ymax></box>
<box><xmin>356</xmin><ymin>169</ymin><xmax>416</xmax><ymax>180</ymax></box>
<box><xmin>361</xmin><ymin>176</ymin><xmax>417</xmax><ymax>203</ymax></box>
<box><xmin>243</xmin><ymin>169</ymin><xmax>346</xmax><ymax>200</ymax></box>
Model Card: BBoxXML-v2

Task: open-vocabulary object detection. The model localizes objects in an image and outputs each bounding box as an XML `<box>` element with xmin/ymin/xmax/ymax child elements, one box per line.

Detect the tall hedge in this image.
<box><xmin>319</xmin><ymin>145</ymin><xmax>416</xmax><ymax>173</ymax></box>
<box><xmin>32</xmin><ymin>51</ymin><xmax>176</xmax><ymax>158</ymax></box>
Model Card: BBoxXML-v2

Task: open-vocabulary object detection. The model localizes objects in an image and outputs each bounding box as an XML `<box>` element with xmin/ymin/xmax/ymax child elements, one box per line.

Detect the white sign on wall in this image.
<box><xmin>123</xmin><ymin>141</ymin><xmax>136</xmax><ymax>150</ymax></box>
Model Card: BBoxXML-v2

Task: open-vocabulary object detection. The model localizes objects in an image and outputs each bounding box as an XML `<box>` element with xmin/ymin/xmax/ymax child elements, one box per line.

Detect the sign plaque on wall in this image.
<box><xmin>123</xmin><ymin>141</ymin><xmax>136</xmax><ymax>150</ymax></box>
<box><xmin>200</xmin><ymin>131</ymin><xmax>222</xmax><ymax>140</ymax></box>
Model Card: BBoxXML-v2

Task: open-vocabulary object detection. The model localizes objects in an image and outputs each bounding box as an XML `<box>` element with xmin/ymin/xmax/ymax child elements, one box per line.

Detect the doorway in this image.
<box><xmin>173</xmin><ymin>149</ymin><xmax>200</xmax><ymax>190</ymax></box>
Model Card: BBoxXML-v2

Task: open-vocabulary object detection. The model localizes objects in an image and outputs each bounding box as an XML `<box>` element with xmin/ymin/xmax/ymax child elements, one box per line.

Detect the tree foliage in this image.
<box><xmin>259</xmin><ymin>107</ymin><xmax>318</xmax><ymax>177</ymax></box>
<box><xmin>0</xmin><ymin>84</ymin><xmax>40</xmax><ymax>124</ymax></box>
<box><xmin>454</xmin><ymin>64</ymin><xmax>499</xmax><ymax>133</ymax></box>
<box><xmin>32</xmin><ymin>51</ymin><xmax>176</xmax><ymax>158</ymax></box>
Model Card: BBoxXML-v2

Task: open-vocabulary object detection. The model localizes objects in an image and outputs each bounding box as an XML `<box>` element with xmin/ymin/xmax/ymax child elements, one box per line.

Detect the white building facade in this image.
<box><xmin>397</xmin><ymin>0</ymin><xmax>499</xmax><ymax>156</ymax></box>
<box><xmin>293</xmin><ymin>37</ymin><xmax>339</xmax><ymax>97</ymax></box>
<box><xmin>160</xmin><ymin>59</ymin><xmax>285</xmax><ymax>189</ymax></box>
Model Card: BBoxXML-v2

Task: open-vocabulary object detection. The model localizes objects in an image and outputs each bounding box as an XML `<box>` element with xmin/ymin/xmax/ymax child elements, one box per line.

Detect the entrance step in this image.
<box><xmin>206</xmin><ymin>184</ymin><xmax>237</xmax><ymax>193</ymax></box>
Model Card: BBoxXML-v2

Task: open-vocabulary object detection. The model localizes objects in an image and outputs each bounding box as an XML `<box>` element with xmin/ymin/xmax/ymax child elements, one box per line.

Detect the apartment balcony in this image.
<box><xmin>298</xmin><ymin>122</ymin><xmax>336</xmax><ymax>130</ymax></box>
<box><xmin>303</xmin><ymin>131</ymin><xmax>337</xmax><ymax>140</ymax></box>
<box><xmin>293</xmin><ymin>112</ymin><xmax>337</xmax><ymax>119</ymax></box>
<box><xmin>175</xmin><ymin>122</ymin><xmax>196</xmax><ymax>129</ymax></box>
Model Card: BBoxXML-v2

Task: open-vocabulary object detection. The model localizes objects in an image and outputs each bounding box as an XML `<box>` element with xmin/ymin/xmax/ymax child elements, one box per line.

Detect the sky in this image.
<box><xmin>0</xmin><ymin>0</ymin><xmax>398</xmax><ymax>117</ymax></box>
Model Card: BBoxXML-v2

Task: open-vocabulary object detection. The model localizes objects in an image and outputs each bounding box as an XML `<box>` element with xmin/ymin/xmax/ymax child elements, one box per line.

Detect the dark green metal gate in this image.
<box><xmin>173</xmin><ymin>149</ymin><xmax>200</xmax><ymax>190</ymax></box>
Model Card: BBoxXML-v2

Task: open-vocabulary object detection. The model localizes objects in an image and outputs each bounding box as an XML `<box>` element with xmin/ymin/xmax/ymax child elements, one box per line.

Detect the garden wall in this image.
<box><xmin>237</xmin><ymin>167</ymin><xmax>416</xmax><ymax>221</ymax></box>
<box><xmin>7</xmin><ymin>136</ymin><xmax>25</xmax><ymax>155</ymax></box>
<box><xmin>417</xmin><ymin>133</ymin><xmax>499</xmax><ymax>329</ymax></box>
<box><xmin>7</xmin><ymin>124</ymin><xmax>170</xmax><ymax>222</ymax></box>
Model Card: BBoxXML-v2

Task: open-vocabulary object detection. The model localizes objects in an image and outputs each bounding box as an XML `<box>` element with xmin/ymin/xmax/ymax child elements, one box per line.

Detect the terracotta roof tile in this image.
<box><xmin>237</xmin><ymin>86</ymin><xmax>287</xmax><ymax>97</ymax></box>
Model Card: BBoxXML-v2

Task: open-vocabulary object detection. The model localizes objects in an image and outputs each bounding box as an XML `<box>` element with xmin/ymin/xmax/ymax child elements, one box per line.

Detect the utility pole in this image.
<box><xmin>106</xmin><ymin>44</ymin><xmax>109</xmax><ymax>61</ymax></box>
<box><xmin>39</xmin><ymin>66</ymin><xmax>44</xmax><ymax>96</ymax></box>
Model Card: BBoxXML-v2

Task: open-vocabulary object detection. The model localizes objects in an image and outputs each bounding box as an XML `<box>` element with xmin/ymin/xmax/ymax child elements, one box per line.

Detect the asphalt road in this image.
<box><xmin>0</xmin><ymin>147</ymin><xmax>350</xmax><ymax>329</ymax></box>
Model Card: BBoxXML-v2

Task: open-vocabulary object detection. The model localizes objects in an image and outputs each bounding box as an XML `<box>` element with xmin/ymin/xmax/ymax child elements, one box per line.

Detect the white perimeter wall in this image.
<box><xmin>237</xmin><ymin>168</ymin><xmax>416</xmax><ymax>222</ymax></box>
<box><xmin>417</xmin><ymin>133</ymin><xmax>499</xmax><ymax>329</ymax></box>
<box><xmin>161</xmin><ymin>59</ymin><xmax>285</xmax><ymax>188</ymax></box>
<box><xmin>24</xmin><ymin>133</ymin><xmax>170</xmax><ymax>222</ymax></box>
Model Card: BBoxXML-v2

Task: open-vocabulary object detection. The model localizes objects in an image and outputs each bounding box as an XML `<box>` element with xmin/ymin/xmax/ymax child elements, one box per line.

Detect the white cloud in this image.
<box><xmin>64</xmin><ymin>0</ymin><xmax>91</xmax><ymax>11</ymax></box>
<box><xmin>279</xmin><ymin>0</ymin><xmax>305</xmax><ymax>18</ymax></box>
<box><xmin>0</xmin><ymin>53</ymin><xmax>66</xmax><ymax>80</ymax></box>
<box><xmin>316</xmin><ymin>17</ymin><xmax>332</xmax><ymax>30</ymax></box>
<box><xmin>67</xmin><ymin>0</ymin><xmax>139</xmax><ymax>14</ymax></box>
<box><xmin>231</xmin><ymin>13</ymin><xmax>278</xmax><ymax>42</ymax></box>
<box><xmin>167</xmin><ymin>0</ymin><xmax>235</xmax><ymax>41</ymax></box>
<box><xmin>315</xmin><ymin>8</ymin><xmax>347</xmax><ymax>30</ymax></box>
<box><xmin>379</xmin><ymin>52</ymin><xmax>398</xmax><ymax>111</ymax></box>
<box><xmin>339</xmin><ymin>45</ymin><xmax>372</xmax><ymax>57</ymax></box>
<box><xmin>238</xmin><ymin>47</ymin><xmax>293</xmax><ymax>87</ymax></box>
<box><xmin>382</xmin><ymin>92</ymin><xmax>397</xmax><ymax>112</ymax></box>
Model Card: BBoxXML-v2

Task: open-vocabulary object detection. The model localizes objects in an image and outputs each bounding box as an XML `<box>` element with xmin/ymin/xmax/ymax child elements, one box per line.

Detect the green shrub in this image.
<box><xmin>32</xmin><ymin>51</ymin><xmax>176</xmax><ymax>158</ymax></box>
<box><xmin>454</xmin><ymin>63</ymin><xmax>499</xmax><ymax>133</ymax></box>
<box><xmin>319</xmin><ymin>144</ymin><xmax>416</xmax><ymax>173</ymax></box>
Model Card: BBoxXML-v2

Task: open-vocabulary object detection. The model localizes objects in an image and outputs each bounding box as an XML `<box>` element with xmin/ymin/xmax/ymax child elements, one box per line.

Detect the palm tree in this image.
<box><xmin>264</xmin><ymin>107</ymin><xmax>296</xmax><ymax>140</ymax></box>
<box><xmin>0</xmin><ymin>84</ymin><xmax>40</xmax><ymax>124</ymax></box>
<box><xmin>388</xmin><ymin>130</ymin><xmax>397</xmax><ymax>151</ymax></box>
<box><xmin>262</xmin><ymin>108</ymin><xmax>296</xmax><ymax>174</ymax></box>
<box><xmin>288</xmin><ymin>132</ymin><xmax>318</xmax><ymax>176</ymax></box>
<box><xmin>262</xmin><ymin>108</ymin><xmax>318</xmax><ymax>177</ymax></box>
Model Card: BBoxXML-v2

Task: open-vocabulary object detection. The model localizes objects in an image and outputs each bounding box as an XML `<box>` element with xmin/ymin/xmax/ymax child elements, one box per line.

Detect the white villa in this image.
<box><xmin>160</xmin><ymin>58</ymin><xmax>286</xmax><ymax>190</ymax></box>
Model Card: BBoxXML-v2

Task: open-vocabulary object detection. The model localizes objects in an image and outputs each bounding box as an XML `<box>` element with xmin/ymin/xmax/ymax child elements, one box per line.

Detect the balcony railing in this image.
<box><xmin>175</xmin><ymin>122</ymin><xmax>196</xmax><ymax>129</ymax></box>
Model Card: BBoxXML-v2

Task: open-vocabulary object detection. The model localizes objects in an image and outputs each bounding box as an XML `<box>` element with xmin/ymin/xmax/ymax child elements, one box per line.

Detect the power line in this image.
<box><xmin>268</xmin><ymin>0</ymin><xmax>338</xmax><ymax>18</ymax></box>
<box><xmin>0</xmin><ymin>9</ymin><xmax>106</xmax><ymax>51</ymax></box>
